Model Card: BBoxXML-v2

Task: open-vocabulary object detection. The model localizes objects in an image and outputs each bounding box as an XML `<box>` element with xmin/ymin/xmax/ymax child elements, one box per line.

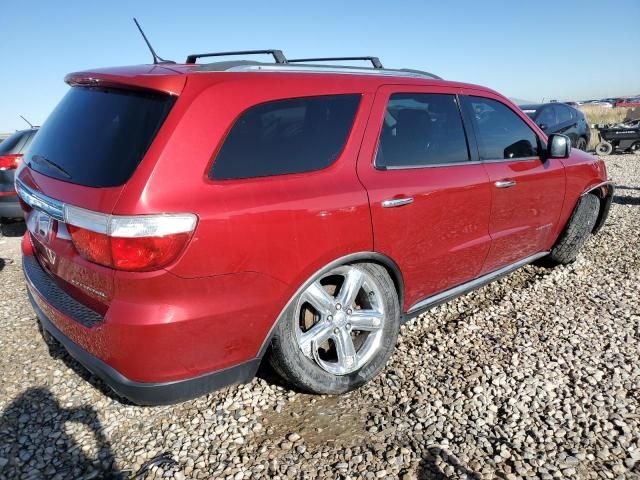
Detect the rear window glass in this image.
<box><xmin>25</xmin><ymin>86</ymin><xmax>174</xmax><ymax>188</ymax></box>
<box><xmin>376</xmin><ymin>93</ymin><xmax>469</xmax><ymax>168</ymax></box>
<box><xmin>210</xmin><ymin>95</ymin><xmax>360</xmax><ymax>180</ymax></box>
<box><xmin>0</xmin><ymin>130</ymin><xmax>29</xmax><ymax>155</ymax></box>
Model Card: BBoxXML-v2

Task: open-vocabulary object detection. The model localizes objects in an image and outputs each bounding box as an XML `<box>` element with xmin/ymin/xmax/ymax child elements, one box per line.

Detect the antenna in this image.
<box><xmin>133</xmin><ymin>18</ymin><xmax>175</xmax><ymax>65</ymax></box>
<box><xmin>19</xmin><ymin>115</ymin><xmax>34</xmax><ymax>128</ymax></box>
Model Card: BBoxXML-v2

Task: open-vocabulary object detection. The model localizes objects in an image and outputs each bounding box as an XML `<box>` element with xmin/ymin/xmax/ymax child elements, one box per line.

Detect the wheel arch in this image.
<box><xmin>581</xmin><ymin>181</ymin><xmax>615</xmax><ymax>234</ymax></box>
<box><xmin>256</xmin><ymin>251</ymin><xmax>404</xmax><ymax>359</ymax></box>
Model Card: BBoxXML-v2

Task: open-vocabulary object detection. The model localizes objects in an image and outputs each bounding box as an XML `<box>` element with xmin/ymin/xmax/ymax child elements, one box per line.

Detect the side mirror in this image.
<box><xmin>548</xmin><ymin>134</ymin><xmax>571</xmax><ymax>158</ymax></box>
<box><xmin>538</xmin><ymin>123</ymin><xmax>548</xmax><ymax>131</ymax></box>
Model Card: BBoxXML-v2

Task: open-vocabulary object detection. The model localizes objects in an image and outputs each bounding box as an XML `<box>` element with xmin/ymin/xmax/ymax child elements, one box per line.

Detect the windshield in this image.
<box><xmin>25</xmin><ymin>86</ymin><xmax>175</xmax><ymax>188</ymax></box>
<box><xmin>521</xmin><ymin>109</ymin><xmax>538</xmax><ymax>120</ymax></box>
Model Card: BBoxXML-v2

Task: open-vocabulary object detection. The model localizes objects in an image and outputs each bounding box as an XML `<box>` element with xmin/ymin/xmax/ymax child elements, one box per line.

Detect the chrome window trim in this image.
<box><xmin>480</xmin><ymin>156</ymin><xmax>542</xmax><ymax>163</ymax></box>
<box><xmin>15</xmin><ymin>178</ymin><xmax>65</xmax><ymax>221</ymax></box>
<box><xmin>379</xmin><ymin>161</ymin><xmax>482</xmax><ymax>170</ymax></box>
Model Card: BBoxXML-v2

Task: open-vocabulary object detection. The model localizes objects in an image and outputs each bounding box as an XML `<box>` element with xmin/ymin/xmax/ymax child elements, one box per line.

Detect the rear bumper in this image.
<box><xmin>0</xmin><ymin>195</ymin><xmax>22</xmax><ymax>218</ymax></box>
<box><xmin>29</xmin><ymin>290</ymin><xmax>260</xmax><ymax>405</ymax></box>
<box><xmin>22</xmin><ymin>251</ymin><xmax>267</xmax><ymax>405</ymax></box>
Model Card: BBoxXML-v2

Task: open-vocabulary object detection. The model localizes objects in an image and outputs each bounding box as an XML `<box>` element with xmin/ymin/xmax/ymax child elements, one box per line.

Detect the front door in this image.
<box><xmin>461</xmin><ymin>94</ymin><xmax>566</xmax><ymax>274</ymax></box>
<box><xmin>357</xmin><ymin>86</ymin><xmax>493</xmax><ymax>311</ymax></box>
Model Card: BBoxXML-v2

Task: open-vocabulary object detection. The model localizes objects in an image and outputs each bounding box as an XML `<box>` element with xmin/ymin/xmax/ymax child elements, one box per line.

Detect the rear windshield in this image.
<box><xmin>25</xmin><ymin>86</ymin><xmax>175</xmax><ymax>188</ymax></box>
<box><xmin>0</xmin><ymin>130</ymin><xmax>29</xmax><ymax>155</ymax></box>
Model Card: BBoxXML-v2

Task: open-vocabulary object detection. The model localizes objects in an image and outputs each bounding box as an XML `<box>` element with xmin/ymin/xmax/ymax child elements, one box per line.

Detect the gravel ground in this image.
<box><xmin>1</xmin><ymin>154</ymin><xmax>639</xmax><ymax>480</ymax></box>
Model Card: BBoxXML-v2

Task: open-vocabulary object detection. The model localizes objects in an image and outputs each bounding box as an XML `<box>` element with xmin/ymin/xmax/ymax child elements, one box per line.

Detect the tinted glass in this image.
<box><xmin>0</xmin><ymin>130</ymin><xmax>29</xmax><ymax>155</ymax></box>
<box><xmin>466</xmin><ymin>96</ymin><xmax>539</xmax><ymax>160</ymax></box>
<box><xmin>554</xmin><ymin>104</ymin><xmax>573</xmax><ymax>123</ymax></box>
<box><xmin>376</xmin><ymin>93</ymin><xmax>469</xmax><ymax>168</ymax></box>
<box><xmin>210</xmin><ymin>95</ymin><xmax>360</xmax><ymax>180</ymax></box>
<box><xmin>536</xmin><ymin>106</ymin><xmax>557</xmax><ymax>127</ymax></box>
<box><xmin>25</xmin><ymin>87</ymin><xmax>175</xmax><ymax>187</ymax></box>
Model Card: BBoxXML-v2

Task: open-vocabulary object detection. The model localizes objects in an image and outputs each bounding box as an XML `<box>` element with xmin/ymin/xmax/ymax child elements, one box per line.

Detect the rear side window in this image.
<box><xmin>25</xmin><ymin>86</ymin><xmax>175</xmax><ymax>188</ymax></box>
<box><xmin>210</xmin><ymin>95</ymin><xmax>360</xmax><ymax>180</ymax></box>
<box><xmin>464</xmin><ymin>96</ymin><xmax>539</xmax><ymax>160</ymax></box>
<box><xmin>376</xmin><ymin>93</ymin><xmax>469</xmax><ymax>168</ymax></box>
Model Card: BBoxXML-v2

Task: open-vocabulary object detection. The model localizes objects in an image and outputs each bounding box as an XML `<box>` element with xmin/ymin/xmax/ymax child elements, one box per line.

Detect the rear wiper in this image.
<box><xmin>29</xmin><ymin>154</ymin><xmax>72</xmax><ymax>179</ymax></box>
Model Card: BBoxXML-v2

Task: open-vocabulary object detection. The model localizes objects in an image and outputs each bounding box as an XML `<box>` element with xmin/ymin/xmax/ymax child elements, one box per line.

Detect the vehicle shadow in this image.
<box><xmin>0</xmin><ymin>258</ymin><xmax>4</xmax><ymax>272</ymax></box>
<box><xmin>417</xmin><ymin>446</ymin><xmax>481</xmax><ymax>479</ymax></box>
<box><xmin>0</xmin><ymin>387</ymin><xmax>123</xmax><ymax>479</ymax></box>
<box><xmin>37</xmin><ymin>323</ymin><xmax>134</xmax><ymax>406</ymax></box>
<box><xmin>613</xmin><ymin>195</ymin><xmax>640</xmax><ymax>206</ymax></box>
<box><xmin>0</xmin><ymin>219</ymin><xmax>26</xmax><ymax>237</ymax></box>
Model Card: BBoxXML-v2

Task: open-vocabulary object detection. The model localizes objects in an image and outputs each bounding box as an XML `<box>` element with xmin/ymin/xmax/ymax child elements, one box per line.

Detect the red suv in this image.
<box><xmin>17</xmin><ymin>52</ymin><xmax>613</xmax><ymax>404</ymax></box>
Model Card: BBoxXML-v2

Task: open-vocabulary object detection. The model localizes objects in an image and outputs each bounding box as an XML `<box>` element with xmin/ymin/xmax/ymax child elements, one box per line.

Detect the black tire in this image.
<box><xmin>630</xmin><ymin>142</ymin><xmax>640</xmax><ymax>153</ymax></box>
<box><xmin>268</xmin><ymin>262</ymin><xmax>400</xmax><ymax>394</ymax></box>
<box><xmin>576</xmin><ymin>137</ymin><xmax>588</xmax><ymax>151</ymax></box>
<box><xmin>548</xmin><ymin>193</ymin><xmax>600</xmax><ymax>265</ymax></box>
<box><xmin>595</xmin><ymin>141</ymin><xmax>613</xmax><ymax>156</ymax></box>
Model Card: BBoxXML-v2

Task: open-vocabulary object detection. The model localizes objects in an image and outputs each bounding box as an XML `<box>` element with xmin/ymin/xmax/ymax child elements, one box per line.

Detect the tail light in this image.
<box><xmin>0</xmin><ymin>154</ymin><xmax>22</xmax><ymax>171</ymax></box>
<box><xmin>64</xmin><ymin>204</ymin><xmax>197</xmax><ymax>272</ymax></box>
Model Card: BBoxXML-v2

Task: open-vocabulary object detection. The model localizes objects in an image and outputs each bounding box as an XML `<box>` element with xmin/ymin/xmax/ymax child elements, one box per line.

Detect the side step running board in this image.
<box><xmin>403</xmin><ymin>251</ymin><xmax>549</xmax><ymax>320</ymax></box>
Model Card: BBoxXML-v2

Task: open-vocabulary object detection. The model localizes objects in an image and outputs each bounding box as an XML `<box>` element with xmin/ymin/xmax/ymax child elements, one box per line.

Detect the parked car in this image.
<box><xmin>16</xmin><ymin>52</ymin><xmax>613</xmax><ymax>404</ymax></box>
<box><xmin>615</xmin><ymin>98</ymin><xmax>640</xmax><ymax>108</ymax></box>
<box><xmin>520</xmin><ymin>103</ymin><xmax>590</xmax><ymax>150</ymax></box>
<box><xmin>0</xmin><ymin>128</ymin><xmax>37</xmax><ymax>220</ymax></box>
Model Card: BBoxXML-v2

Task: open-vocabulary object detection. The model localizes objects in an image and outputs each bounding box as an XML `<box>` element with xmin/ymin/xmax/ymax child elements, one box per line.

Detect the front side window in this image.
<box><xmin>210</xmin><ymin>95</ymin><xmax>360</xmax><ymax>180</ymax></box>
<box><xmin>376</xmin><ymin>93</ymin><xmax>469</xmax><ymax>168</ymax></box>
<box><xmin>536</xmin><ymin>106</ymin><xmax>557</xmax><ymax>128</ymax></box>
<box><xmin>465</xmin><ymin>96</ymin><xmax>539</xmax><ymax>160</ymax></box>
<box><xmin>554</xmin><ymin>104</ymin><xmax>573</xmax><ymax>124</ymax></box>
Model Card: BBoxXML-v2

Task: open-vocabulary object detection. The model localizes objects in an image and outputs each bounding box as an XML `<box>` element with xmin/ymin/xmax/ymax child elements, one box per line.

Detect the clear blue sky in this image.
<box><xmin>1</xmin><ymin>0</ymin><xmax>639</xmax><ymax>132</ymax></box>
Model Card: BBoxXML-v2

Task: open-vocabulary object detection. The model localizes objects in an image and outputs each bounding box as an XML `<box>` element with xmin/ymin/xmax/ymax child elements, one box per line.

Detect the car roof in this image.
<box><xmin>65</xmin><ymin>62</ymin><xmax>501</xmax><ymax>98</ymax></box>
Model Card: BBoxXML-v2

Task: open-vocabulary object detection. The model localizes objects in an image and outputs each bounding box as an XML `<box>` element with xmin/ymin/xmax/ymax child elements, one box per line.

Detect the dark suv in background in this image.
<box><xmin>0</xmin><ymin>128</ymin><xmax>37</xmax><ymax>219</ymax></box>
<box><xmin>520</xmin><ymin>103</ymin><xmax>590</xmax><ymax>150</ymax></box>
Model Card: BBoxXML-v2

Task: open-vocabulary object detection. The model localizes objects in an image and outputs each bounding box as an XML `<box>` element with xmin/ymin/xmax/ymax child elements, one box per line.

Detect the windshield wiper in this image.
<box><xmin>30</xmin><ymin>154</ymin><xmax>72</xmax><ymax>179</ymax></box>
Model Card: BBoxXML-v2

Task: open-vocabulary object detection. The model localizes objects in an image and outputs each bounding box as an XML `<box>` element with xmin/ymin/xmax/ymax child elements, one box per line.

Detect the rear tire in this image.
<box><xmin>595</xmin><ymin>141</ymin><xmax>613</xmax><ymax>156</ymax></box>
<box><xmin>268</xmin><ymin>262</ymin><xmax>400</xmax><ymax>394</ymax></box>
<box><xmin>548</xmin><ymin>193</ymin><xmax>600</xmax><ymax>265</ymax></box>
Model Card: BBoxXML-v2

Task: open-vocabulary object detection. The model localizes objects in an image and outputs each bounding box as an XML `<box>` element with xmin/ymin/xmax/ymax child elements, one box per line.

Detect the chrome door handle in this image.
<box><xmin>495</xmin><ymin>179</ymin><xmax>516</xmax><ymax>188</ymax></box>
<box><xmin>382</xmin><ymin>197</ymin><xmax>414</xmax><ymax>208</ymax></box>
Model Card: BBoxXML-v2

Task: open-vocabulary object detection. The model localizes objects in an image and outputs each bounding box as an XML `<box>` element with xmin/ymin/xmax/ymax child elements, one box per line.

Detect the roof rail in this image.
<box><xmin>186</xmin><ymin>49</ymin><xmax>287</xmax><ymax>64</ymax></box>
<box><xmin>288</xmin><ymin>56</ymin><xmax>383</xmax><ymax>69</ymax></box>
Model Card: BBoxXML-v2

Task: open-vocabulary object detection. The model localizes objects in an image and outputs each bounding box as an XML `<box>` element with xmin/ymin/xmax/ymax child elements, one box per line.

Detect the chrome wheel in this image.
<box><xmin>294</xmin><ymin>265</ymin><xmax>386</xmax><ymax>375</ymax></box>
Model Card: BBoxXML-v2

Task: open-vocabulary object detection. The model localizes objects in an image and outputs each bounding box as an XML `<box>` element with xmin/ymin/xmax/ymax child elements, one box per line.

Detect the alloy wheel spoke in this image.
<box><xmin>336</xmin><ymin>269</ymin><xmax>364</xmax><ymax>309</ymax></box>
<box><xmin>348</xmin><ymin>310</ymin><xmax>384</xmax><ymax>331</ymax></box>
<box><xmin>334</xmin><ymin>328</ymin><xmax>357</xmax><ymax>371</ymax></box>
<box><xmin>303</xmin><ymin>281</ymin><xmax>335</xmax><ymax>315</ymax></box>
<box><xmin>298</xmin><ymin>321</ymin><xmax>333</xmax><ymax>357</ymax></box>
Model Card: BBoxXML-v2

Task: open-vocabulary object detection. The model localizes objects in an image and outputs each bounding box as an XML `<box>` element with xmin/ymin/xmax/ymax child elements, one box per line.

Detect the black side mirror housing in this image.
<box><xmin>548</xmin><ymin>134</ymin><xmax>571</xmax><ymax>158</ymax></box>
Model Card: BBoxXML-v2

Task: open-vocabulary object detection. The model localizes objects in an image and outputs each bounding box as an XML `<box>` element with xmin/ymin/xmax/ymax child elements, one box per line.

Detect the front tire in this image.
<box><xmin>548</xmin><ymin>193</ymin><xmax>600</xmax><ymax>265</ymax></box>
<box><xmin>268</xmin><ymin>262</ymin><xmax>400</xmax><ymax>394</ymax></box>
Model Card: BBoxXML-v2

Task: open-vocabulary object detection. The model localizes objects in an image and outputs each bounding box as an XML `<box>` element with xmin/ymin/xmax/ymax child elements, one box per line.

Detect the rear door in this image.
<box><xmin>357</xmin><ymin>85</ymin><xmax>492</xmax><ymax>311</ymax></box>
<box><xmin>461</xmin><ymin>94</ymin><xmax>565</xmax><ymax>274</ymax></box>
